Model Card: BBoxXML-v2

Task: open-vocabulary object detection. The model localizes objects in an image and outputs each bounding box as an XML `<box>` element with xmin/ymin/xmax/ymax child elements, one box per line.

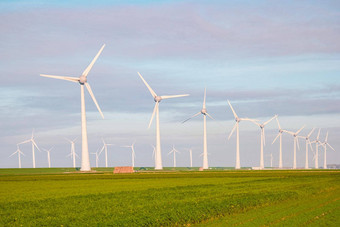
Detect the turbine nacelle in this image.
<box><xmin>154</xmin><ymin>96</ymin><xmax>162</xmax><ymax>102</ymax></box>
<box><xmin>201</xmin><ymin>108</ymin><xmax>207</xmax><ymax>115</ymax></box>
<box><xmin>79</xmin><ymin>75</ymin><xmax>87</xmax><ymax>84</ymax></box>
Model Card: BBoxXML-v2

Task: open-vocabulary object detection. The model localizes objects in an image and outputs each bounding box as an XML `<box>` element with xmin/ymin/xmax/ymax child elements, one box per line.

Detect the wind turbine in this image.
<box><xmin>311</xmin><ymin>129</ymin><xmax>322</xmax><ymax>169</ymax></box>
<box><xmin>182</xmin><ymin>88</ymin><xmax>214</xmax><ymax>169</ymax></box>
<box><xmin>40</xmin><ymin>44</ymin><xmax>105</xmax><ymax>171</ymax></box>
<box><xmin>90</xmin><ymin>149</ymin><xmax>100</xmax><ymax>168</ymax></box>
<box><xmin>282</xmin><ymin>126</ymin><xmax>305</xmax><ymax>169</ymax></box>
<box><xmin>99</xmin><ymin>138</ymin><xmax>114</xmax><ymax>168</ymax></box>
<box><xmin>298</xmin><ymin>128</ymin><xmax>315</xmax><ymax>169</ymax></box>
<box><xmin>9</xmin><ymin>145</ymin><xmax>25</xmax><ymax>168</ymax></box>
<box><xmin>121</xmin><ymin>142</ymin><xmax>136</xmax><ymax>167</ymax></box>
<box><xmin>168</xmin><ymin>146</ymin><xmax>180</xmax><ymax>168</ymax></box>
<box><xmin>267</xmin><ymin>152</ymin><xmax>273</xmax><ymax>168</ymax></box>
<box><xmin>151</xmin><ymin>144</ymin><xmax>156</xmax><ymax>161</ymax></box>
<box><xmin>138</xmin><ymin>72</ymin><xmax>189</xmax><ymax>170</ymax></box>
<box><xmin>66</xmin><ymin>138</ymin><xmax>78</xmax><ymax>168</ymax></box>
<box><xmin>18</xmin><ymin>129</ymin><xmax>40</xmax><ymax>168</ymax></box>
<box><xmin>272</xmin><ymin>117</ymin><xmax>284</xmax><ymax>168</ymax></box>
<box><xmin>251</xmin><ymin>115</ymin><xmax>277</xmax><ymax>169</ymax></box>
<box><xmin>43</xmin><ymin>147</ymin><xmax>53</xmax><ymax>168</ymax></box>
<box><xmin>188</xmin><ymin>148</ymin><xmax>193</xmax><ymax>168</ymax></box>
<box><xmin>320</xmin><ymin>131</ymin><xmax>335</xmax><ymax>169</ymax></box>
<box><xmin>227</xmin><ymin>100</ymin><xmax>259</xmax><ymax>169</ymax></box>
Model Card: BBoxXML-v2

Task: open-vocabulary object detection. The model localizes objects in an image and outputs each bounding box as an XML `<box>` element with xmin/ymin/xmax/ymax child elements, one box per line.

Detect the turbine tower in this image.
<box><xmin>227</xmin><ymin>100</ymin><xmax>258</xmax><ymax>169</ymax></box>
<box><xmin>121</xmin><ymin>142</ymin><xmax>136</xmax><ymax>167</ymax></box>
<box><xmin>168</xmin><ymin>146</ymin><xmax>180</xmax><ymax>168</ymax></box>
<box><xmin>41</xmin><ymin>44</ymin><xmax>105</xmax><ymax>171</ymax></box>
<box><xmin>298</xmin><ymin>128</ymin><xmax>315</xmax><ymax>169</ymax></box>
<box><xmin>189</xmin><ymin>148</ymin><xmax>193</xmax><ymax>168</ymax></box>
<box><xmin>320</xmin><ymin>131</ymin><xmax>335</xmax><ymax>169</ymax></box>
<box><xmin>282</xmin><ymin>126</ymin><xmax>305</xmax><ymax>169</ymax></box>
<box><xmin>43</xmin><ymin>147</ymin><xmax>53</xmax><ymax>168</ymax></box>
<box><xmin>182</xmin><ymin>88</ymin><xmax>214</xmax><ymax>169</ymax></box>
<box><xmin>18</xmin><ymin>129</ymin><xmax>40</xmax><ymax>168</ymax></box>
<box><xmin>311</xmin><ymin>129</ymin><xmax>322</xmax><ymax>169</ymax></box>
<box><xmin>66</xmin><ymin>138</ymin><xmax>78</xmax><ymax>168</ymax></box>
<box><xmin>272</xmin><ymin>116</ymin><xmax>284</xmax><ymax>168</ymax></box>
<box><xmin>99</xmin><ymin>138</ymin><xmax>114</xmax><ymax>168</ymax></box>
<box><xmin>9</xmin><ymin>145</ymin><xmax>25</xmax><ymax>168</ymax></box>
<box><xmin>251</xmin><ymin>115</ymin><xmax>277</xmax><ymax>169</ymax></box>
<box><xmin>138</xmin><ymin>72</ymin><xmax>189</xmax><ymax>170</ymax></box>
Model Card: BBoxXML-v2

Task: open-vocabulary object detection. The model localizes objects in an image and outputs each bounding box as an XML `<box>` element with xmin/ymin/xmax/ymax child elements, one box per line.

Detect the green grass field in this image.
<box><xmin>0</xmin><ymin>168</ymin><xmax>339</xmax><ymax>226</ymax></box>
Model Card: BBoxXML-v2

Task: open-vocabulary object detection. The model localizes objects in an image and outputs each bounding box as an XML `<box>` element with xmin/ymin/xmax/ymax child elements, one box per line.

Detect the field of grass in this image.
<box><xmin>0</xmin><ymin>168</ymin><xmax>339</xmax><ymax>226</ymax></box>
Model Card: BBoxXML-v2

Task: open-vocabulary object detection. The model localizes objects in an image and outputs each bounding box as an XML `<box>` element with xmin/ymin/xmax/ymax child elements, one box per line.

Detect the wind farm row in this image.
<box><xmin>10</xmin><ymin>44</ymin><xmax>336</xmax><ymax>170</ymax></box>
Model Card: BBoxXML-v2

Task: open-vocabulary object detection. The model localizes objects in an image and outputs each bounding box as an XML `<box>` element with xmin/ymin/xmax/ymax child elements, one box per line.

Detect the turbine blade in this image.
<box><xmin>82</xmin><ymin>44</ymin><xmax>105</xmax><ymax>77</ymax></box>
<box><xmin>275</xmin><ymin>116</ymin><xmax>281</xmax><ymax>129</ymax></box>
<box><xmin>32</xmin><ymin>140</ymin><xmax>41</xmax><ymax>152</ymax></box>
<box><xmin>40</xmin><ymin>74</ymin><xmax>79</xmax><ymax>83</ymax></box>
<box><xmin>272</xmin><ymin>133</ymin><xmax>280</xmax><ymax>144</ymax></box>
<box><xmin>18</xmin><ymin>140</ymin><xmax>31</xmax><ymax>145</ymax></box>
<box><xmin>264</xmin><ymin>115</ymin><xmax>277</xmax><ymax>126</ymax></box>
<box><xmin>296</xmin><ymin>138</ymin><xmax>300</xmax><ymax>150</ymax></box>
<box><xmin>160</xmin><ymin>94</ymin><xmax>189</xmax><ymax>99</ymax></box>
<box><xmin>282</xmin><ymin>130</ymin><xmax>294</xmax><ymax>136</ymax></box>
<box><xmin>182</xmin><ymin>112</ymin><xmax>201</xmax><ymax>123</ymax></box>
<box><xmin>206</xmin><ymin>113</ymin><xmax>214</xmax><ymax>120</ymax></box>
<box><xmin>203</xmin><ymin>88</ymin><xmax>206</xmax><ymax>109</ymax></box>
<box><xmin>308</xmin><ymin>140</ymin><xmax>313</xmax><ymax>152</ymax></box>
<box><xmin>327</xmin><ymin>143</ymin><xmax>335</xmax><ymax>151</ymax></box>
<box><xmin>308</xmin><ymin>128</ymin><xmax>315</xmax><ymax>138</ymax></box>
<box><xmin>296</xmin><ymin>125</ymin><xmax>305</xmax><ymax>135</ymax></box>
<box><xmin>228</xmin><ymin>123</ymin><xmax>237</xmax><ymax>140</ymax></box>
<box><xmin>227</xmin><ymin>100</ymin><xmax>238</xmax><ymax>119</ymax></box>
<box><xmin>317</xmin><ymin>128</ymin><xmax>321</xmax><ymax>140</ymax></box>
<box><xmin>148</xmin><ymin>102</ymin><xmax>158</xmax><ymax>129</ymax></box>
<box><xmin>137</xmin><ymin>72</ymin><xmax>157</xmax><ymax>97</ymax></box>
<box><xmin>240</xmin><ymin>118</ymin><xmax>259</xmax><ymax>123</ymax></box>
<box><xmin>325</xmin><ymin>131</ymin><xmax>329</xmax><ymax>142</ymax></box>
<box><xmin>85</xmin><ymin>82</ymin><xmax>104</xmax><ymax>119</ymax></box>
<box><xmin>98</xmin><ymin>145</ymin><xmax>105</xmax><ymax>156</ymax></box>
<box><xmin>9</xmin><ymin>151</ymin><xmax>18</xmax><ymax>158</ymax></box>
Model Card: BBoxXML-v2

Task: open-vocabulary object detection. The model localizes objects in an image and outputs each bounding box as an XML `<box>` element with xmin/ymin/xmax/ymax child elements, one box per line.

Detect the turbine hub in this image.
<box><xmin>154</xmin><ymin>96</ymin><xmax>162</xmax><ymax>102</ymax></box>
<box><xmin>201</xmin><ymin>108</ymin><xmax>207</xmax><ymax>114</ymax></box>
<box><xmin>79</xmin><ymin>75</ymin><xmax>87</xmax><ymax>84</ymax></box>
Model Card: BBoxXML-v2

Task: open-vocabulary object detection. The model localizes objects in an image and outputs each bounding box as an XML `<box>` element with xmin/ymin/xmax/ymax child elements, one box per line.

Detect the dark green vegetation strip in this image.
<box><xmin>0</xmin><ymin>169</ymin><xmax>339</xmax><ymax>226</ymax></box>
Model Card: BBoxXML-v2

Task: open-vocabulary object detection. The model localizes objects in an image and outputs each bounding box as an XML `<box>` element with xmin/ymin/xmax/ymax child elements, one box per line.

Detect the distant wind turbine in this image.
<box><xmin>41</xmin><ymin>44</ymin><xmax>106</xmax><ymax>171</ymax></box>
<box><xmin>251</xmin><ymin>115</ymin><xmax>277</xmax><ymax>169</ymax></box>
<box><xmin>99</xmin><ymin>138</ymin><xmax>114</xmax><ymax>168</ymax></box>
<box><xmin>311</xmin><ymin>129</ymin><xmax>323</xmax><ymax>169</ymax></box>
<box><xmin>182</xmin><ymin>88</ymin><xmax>214</xmax><ymax>169</ymax></box>
<box><xmin>168</xmin><ymin>146</ymin><xmax>180</xmax><ymax>168</ymax></box>
<box><xmin>90</xmin><ymin>149</ymin><xmax>100</xmax><ymax>168</ymax></box>
<box><xmin>9</xmin><ymin>145</ymin><xmax>25</xmax><ymax>168</ymax></box>
<box><xmin>121</xmin><ymin>142</ymin><xmax>136</xmax><ymax>167</ymax></box>
<box><xmin>298</xmin><ymin>128</ymin><xmax>315</xmax><ymax>169</ymax></box>
<box><xmin>272</xmin><ymin>117</ymin><xmax>284</xmax><ymax>168</ymax></box>
<box><xmin>18</xmin><ymin>129</ymin><xmax>40</xmax><ymax>168</ymax></box>
<box><xmin>320</xmin><ymin>131</ymin><xmax>335</xmax><ymax>169</ymax></box>
<box><xmin>227</xmin><ymin>100</ymin><xmax>259</xmax><ymax>169</ymax></box>
<box><xmin>43</xmin><ymin>147</ymin><xmax>53</xmax><ymax>168</ymax></box>
<box><xmin>66</xmin><ymin>138</ymin><xmax>78</xmax><ymax>168</ymax></box>
<box><xmin>138</xmin><ymin>72</ymin><xmax>189</xmax><ymax>170</ymax></box>
<box><xmin>282</xmin><ymin>126</ymin><xmax>305</xmax><ymax>169</ymax></box>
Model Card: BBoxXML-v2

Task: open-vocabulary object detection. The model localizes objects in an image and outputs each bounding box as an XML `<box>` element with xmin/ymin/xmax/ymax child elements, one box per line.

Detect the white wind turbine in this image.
<box><xmin>66</xmin><ymin>138</ymin><xmax>78</xmax><ymax>168</ymax></box>
<box><xmin>188</xmin><ymin>148</ymin><xmax>193</xmax><ymax>168</ymax></box>
<box><xmin>151</xmin><ymin>144</ymin><xmax>157</xmax><ymax>161</ymax></box>
<box><xmin>168</xmin><ymin>146</ymin><xmax>180</xmax><ymax>168</ymax></box>
<box><xmin>267</xmin><ymin>152</ymin><xmax>273</xmax><ymax>168</ymax></box>
<box><xmin>282</xmin><ymin>126</ymin><xmax>305</xmax><ymax>169</ymax></box>
<box><xmin>9</xmin><ymin>145</ymin><xmax>25</xmax><ymax>168</ymax></box>
<box><xmin>320</xmin><ymin>131</ymin><xmax>335</xmax><ymax>169</ymax></box>
<box><xmin>138</xmin><ymin>72</ymin><xmax>189</xmax><ymax>170</ymax></box>
<box><xmin>297</xmin><ymin>128</ymin><xmax>315</xmax><ymax>169</ymax></box>
<box><xmin>311</xmin><ymin>129</ymin><xmax>322</xmax><ymax>169</ymax></box>
<box><xmin>41</xmin><ymin>44</ymin><xmax>105</xmax><ymax>171</ymax></box>
<box><xmin>90</xmin><ymin>149</ymin><xmax>100</xmax><ymax>168</ymax></box>
<box><xmin>251</xmin><ymin>115</ymin><xmax>277</xmax><ymax>169</ymax></box>
<box><xmin>182</xmin><ymin>88</ymin><xmax>214</xmax><ymax>169</ymax></box>
<box><xmin>43</xmin><ymin>147</ymin><xmax>53</xmax><ymax>168</ymax></box>
<box><xmin>99</xmin><ymin>138</ymin><xmax>114</xmax><ymax>168</ymax></box>
<box><xmin>227</xmin><ymin>100</ymin><xmax>259</xmax><ymax>169</ymax></box>
<box><xmin>18</xmin><ymin>129</ymin><xmax>41</xmax><ymax>168</ymax></box>
<box><xmin>272</xmin><ymin>117</ymin><xmax>284</xmax><ymax>169</ymax></box>
<box><xmin>121</xmin><ymin>142</ymin><xmax>136</xmax><ymax>167</ymax></box>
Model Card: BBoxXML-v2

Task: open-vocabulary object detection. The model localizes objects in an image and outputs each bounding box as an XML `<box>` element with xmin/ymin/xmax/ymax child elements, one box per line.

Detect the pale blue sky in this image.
<box><xmin>1</xmin><ymin>0</ymin><xmax>339</xmax><ymax>168</ymax></box>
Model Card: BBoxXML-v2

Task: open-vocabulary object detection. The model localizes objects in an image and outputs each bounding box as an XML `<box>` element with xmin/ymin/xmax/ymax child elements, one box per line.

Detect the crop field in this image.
<box><xmin>0</xmin><ymin>168</ymin><xmax>339</xmax><ymax>226</ymax></box>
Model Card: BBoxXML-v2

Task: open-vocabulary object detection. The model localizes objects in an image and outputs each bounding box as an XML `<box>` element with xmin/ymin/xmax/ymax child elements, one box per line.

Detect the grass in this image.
<box><xmin>0</xmin><ymin>168</ymin><xmax>339</xmax><ymax>226</ymax></box>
